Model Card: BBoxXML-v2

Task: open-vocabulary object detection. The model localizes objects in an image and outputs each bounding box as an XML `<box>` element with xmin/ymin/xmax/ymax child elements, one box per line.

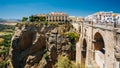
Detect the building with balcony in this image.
<box><xmin>35</xmin><ymin>12</ymin><xmax>69</xmax><ymax>23</ymax></box>
<box><xmin>85</xmin><ymin>11</ymin><xmax>115</xmax><ymax>23</ymax></box>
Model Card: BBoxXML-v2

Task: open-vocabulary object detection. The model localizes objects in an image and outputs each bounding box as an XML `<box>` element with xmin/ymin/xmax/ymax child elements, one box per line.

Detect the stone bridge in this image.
<box><xmin>75</xmin><ymin>21</ymin><xmax>120</xmax><ymax>68</ymax></box>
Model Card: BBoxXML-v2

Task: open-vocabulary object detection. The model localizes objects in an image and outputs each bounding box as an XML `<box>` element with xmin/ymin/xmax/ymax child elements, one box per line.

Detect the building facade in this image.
<box><xmin>115</xmin><ymin>14</ymin><xmax>120</xmax><ymax>25</ymax></box>
<box><xmin>35</xmin><ymin>12</ymin><xmax>69</xmax><ymax>23</ymax></box>
<box><xmin>76</xmin><ymin>11</ymin><xmax>120</xmax><ymax>68</ymax></box>
<box><xmin>76</xmin><ymin>21</ymin><xmax>120</xmax><ymax>68</ymax></box>
<box><xmin>84</xmin><ymin>11</ymin><xmax>120</xmax><ymax>24</ymax></box>
<box><xmin>69</xmin><ymin>16</ymin><xmax>84</xmax><ymax>22</ymax></box>
<box><xmin>46</xmin><ymin>12</ymin><xmax>68</xmax><ymax>23</ymax></box>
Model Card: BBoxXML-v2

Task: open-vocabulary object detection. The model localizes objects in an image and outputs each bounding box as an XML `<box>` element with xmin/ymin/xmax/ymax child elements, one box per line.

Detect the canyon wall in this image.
<box><xmin>9</xmin><ymin>23</ymin><xmax>76</xmax><ymax>68</ymax></box>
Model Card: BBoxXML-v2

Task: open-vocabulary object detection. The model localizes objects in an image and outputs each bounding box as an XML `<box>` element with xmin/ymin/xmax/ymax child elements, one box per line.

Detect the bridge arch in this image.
<box><xmin>81</xmin><ymin>39</ymin><xmax>87</xmax><ymax>68</ymax></box>
<box><xmin>93</xmin><ymin>32</ymin><xmax>105</xmax><ymax>68</ymax></box>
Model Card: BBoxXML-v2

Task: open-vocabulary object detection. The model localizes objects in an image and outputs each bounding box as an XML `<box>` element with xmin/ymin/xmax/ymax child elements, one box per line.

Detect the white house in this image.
<box><xmin>85</xmin><ymin>11</ymin><xmax>114</xmax><ymax>23</ymax></box>
<box><xmin>116</xmin><ymin>14</ymin><xmax>120</xmax><ymax>25</ymax></box>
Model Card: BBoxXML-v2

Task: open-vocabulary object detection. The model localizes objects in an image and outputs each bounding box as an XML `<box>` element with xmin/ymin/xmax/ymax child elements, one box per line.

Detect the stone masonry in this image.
<box><xmin>76</xmin><ymin>22</ymin><xmax>120</xmax><ymax>68</ymax></box>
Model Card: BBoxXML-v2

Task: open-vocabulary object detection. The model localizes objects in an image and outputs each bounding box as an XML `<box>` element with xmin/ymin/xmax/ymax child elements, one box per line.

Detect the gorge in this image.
<box><xmin>9</xmin><ymin>23</ymin><xmax>78</xmax><ymax>68</ymax></box>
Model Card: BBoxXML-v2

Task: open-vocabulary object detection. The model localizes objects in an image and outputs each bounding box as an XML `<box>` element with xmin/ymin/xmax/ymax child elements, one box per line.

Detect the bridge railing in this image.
<box><xmin>84</xmin><ymin>21</ymin><xmax>120</xmax><ymax>28</ymax></box>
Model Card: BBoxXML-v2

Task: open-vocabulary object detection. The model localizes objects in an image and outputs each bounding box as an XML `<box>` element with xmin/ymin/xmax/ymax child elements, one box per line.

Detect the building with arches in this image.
<box><xmin>35</xmin><ymin>12</ymin><xmax>69</xmax><ymax>23</ymax></box>
<box><xmin>76</xmin><ymin>20</ymin><xmax>120</xmax><ymax>68</ymax></box>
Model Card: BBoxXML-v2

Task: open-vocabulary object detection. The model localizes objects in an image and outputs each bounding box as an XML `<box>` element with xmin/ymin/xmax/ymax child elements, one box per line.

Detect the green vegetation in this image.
<box><xmin>67</xmin><ymin>24</ymin><xmax>73</xmax><ymax>31</ymax></box>
<box><xmin>29</xmin><ymin>15</ymin><xmax>35</xmax><ymax>22</ymax></box>
<box><xmin>0</xmin><ymin>32</ymin><xmax>13</xmax><ymax>47</ymax></box>
<box><xmin>0</xmin><ymin>24</ymin><xmax>14</xmax><ymax>68</ymax></box>
<box><xmin>0</xmin><ymin>32</ymin><xmax>13</xmax><ymax>67</ymax></box>
<box><xmin>0</xmin><ymin>57</ymin><xmax>9</xmax><ymax>68</ymax></box>
<box><xmin>43</xmin><ymin>52</ymin><xmax>49</xmax><ymax>60</ymax></box>
<box><xmin>22</xmin><ymin>17</ymin><xmax>28</xmax><ymax>22</ymax></box>
<box><xmin>54</xmin><ymin>55</ymin><xmax>85</xmax><ymax>68</ymax></box>
<box><xmin>67</xmin><ymin>32</ymin><xmax>79</xmax><ymax>43</ymax></box>
<box><xmin>0</xmin><ymin>24</ymin><xmax>15</xmax><ymax>32</ymax></box>
<box><xmin>39</xmin><ymin>16</ymin><xmax>46</xmax><ymax>22</ymax></box>
<box><xmin>16</xmin><ymin>22</ymin><xmax>59</xmax><ymax>28</ymax></box>
<box><xmin>0</xmin><ymin>32</ymin><xmax>13</xmax><ymax>55</ymax></box>
<box><xmin>0</xmin><ymin>38</ymin><xmax>4</xmax><ymax>45</ymax></box>
<box><xmin>54</xmin><ymin>55</ymin><xmax>76</xmax><ymax>68</ymax></box>
<box><xmin>29</xmin><ymin>15</ymin><xmax>46</xmax><ymax>22</ymax></box>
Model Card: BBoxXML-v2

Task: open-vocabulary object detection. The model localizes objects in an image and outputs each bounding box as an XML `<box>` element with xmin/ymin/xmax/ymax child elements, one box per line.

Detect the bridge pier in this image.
<box><xmin>76</xmin><ymin>22</ymin><xmax>120</xmax><ymax>68</ymax></box>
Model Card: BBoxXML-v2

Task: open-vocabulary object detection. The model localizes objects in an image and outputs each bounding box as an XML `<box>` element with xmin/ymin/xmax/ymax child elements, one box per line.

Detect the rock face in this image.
<box><xmin>9</xmin><ymin>23</ymin><xmax>75</xmax><ymax>68</ymax></box>
<box><xmin>115</xmin><ymin>34</ymin><xmax>120</xmax><ymax>61</ymax></box>
<box><xmin>46</xmin><ymin>28</ymin><xmax>75</xmax><ymax>66</ymax></box>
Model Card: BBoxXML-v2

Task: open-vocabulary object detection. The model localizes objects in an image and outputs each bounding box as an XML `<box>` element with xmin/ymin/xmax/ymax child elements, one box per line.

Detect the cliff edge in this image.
<box><xmin>9</xmin><ymin>23</ymin><xmax>77</xmax><ymax>68</ymax></box>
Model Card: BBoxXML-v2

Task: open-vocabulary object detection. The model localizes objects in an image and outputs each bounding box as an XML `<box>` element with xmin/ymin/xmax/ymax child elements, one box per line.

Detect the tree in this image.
<box><xmin>39</xmin><ymin>16</ymin><xmax>46</xmax><ymax>22</ymax></box>
<box><xmin>0</xmin><ymin>38</ymin><xmax>4</xmax><ymax>45</ymax></box>
<box><xmin>29</xmin><ymin>15</ymin><xmax>35</xmax><ymax>22</ymax></box>
<box><xmin>34</xmin><ymin>16</ymin><xmax>40</xmax><ymax>22</ymax></box>
<box><xmin>67</xmin><ymin>32</ymin><xmax>79</xmax><ymax>43</ymax></box>
<box><xmin>22</xmin><ymin>17</ymin><xmax>28</xmax><ymax>22</ymax></box>
<box><xmin>29</xmin><ymin>15</ymin><xmax>46</xmax><ymax>22</ymax></box>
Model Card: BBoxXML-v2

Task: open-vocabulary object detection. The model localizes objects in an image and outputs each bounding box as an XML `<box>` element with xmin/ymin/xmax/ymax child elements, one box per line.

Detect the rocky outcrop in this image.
<box><xmin>115</xmin><ymin>34</ymin><xmax>120</xmax><ymax>61</ymax></box>
<box><xmin>9</xmin><ymin>23</ymin><xmax>76</xmax><ymax>68</ymax></box>
<box><xmin>46</xmin><ymin>28</ymin><xmax>75</xmax><ymax>65</ymax></box>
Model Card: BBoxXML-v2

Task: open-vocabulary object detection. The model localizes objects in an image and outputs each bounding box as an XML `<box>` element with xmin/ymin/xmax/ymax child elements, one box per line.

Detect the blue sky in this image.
<box><xmin>0</xmin><ymin>0</ymin><xmax>119</xmax><ymax>19</ymax></box>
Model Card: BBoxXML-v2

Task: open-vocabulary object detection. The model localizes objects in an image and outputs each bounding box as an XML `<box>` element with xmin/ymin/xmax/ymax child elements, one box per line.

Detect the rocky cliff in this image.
<box><xmin>9</xmin><ymin>23</ymin><xmax>77</xmax><ymax>68</ymax></box>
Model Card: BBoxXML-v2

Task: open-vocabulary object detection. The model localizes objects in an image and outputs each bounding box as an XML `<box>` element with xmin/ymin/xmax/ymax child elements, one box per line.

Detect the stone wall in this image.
<box><xmin>76</xmin><ymin>23</ymin><xmax>120</xmax><ymax>68</ymax></box>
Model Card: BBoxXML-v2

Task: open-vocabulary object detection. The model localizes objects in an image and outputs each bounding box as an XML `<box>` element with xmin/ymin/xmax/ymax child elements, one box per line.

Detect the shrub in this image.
<box><xmin>44</xmin><ymin>21</ymin><xmax>48</xmax><ymax>26</ymax></box>
<box><xmin>43</xmin><ymin>52</ymin><xmax>49</xmax><ymax>60</ymax></box>
<box><xmin>0</xmin><ymin>47</ymin><xmax>9</xmax><ymax>55</ymax></box>
<box><xmin>0</xmin><ymin>38</ymin><xmax>4</xmax><ymax>45</ymax></box>
<box><xmin>22</xmin><ymin>17</ymin><xmax>28</xmax><ymax>22</ymax></box>
<box><xmin>48</xmin><ymin>22</ymin><xmax>58</xmax><ymax>26</ymax></box>
<box><xmin>2</xmin><ymin>34</ymin><xmax>12</xmax><ymax>47</ymax></box>
<box><xmin>0</xmin><ymin>56</ymin><xmax>9</xmax><ymax>68</ymax></box>
<box><xmin>67</xmin><ymin>32</ymin><xmax>79</xmax><ymax>43</ymax></box>
<box><xmin>16</xmin><ymin>22</ymin><xmax>24</xmax><ymax>29</ymax></box>
<box><xmin>0</xmin><ymin>24</ymin><xmax>15</xmax><ymax>32</ymax></box>
<box><xmin>54</xmin><ymin>55</ymin><xmax>76</xmax><ymax>68</ymax></box>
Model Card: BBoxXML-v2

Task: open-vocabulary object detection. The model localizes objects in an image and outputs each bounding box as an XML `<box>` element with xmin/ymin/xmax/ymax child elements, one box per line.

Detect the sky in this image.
<box><xmin>0</xmin><ymin>0</ymin><xmax>120</xmax><ymax>19</ymax></box>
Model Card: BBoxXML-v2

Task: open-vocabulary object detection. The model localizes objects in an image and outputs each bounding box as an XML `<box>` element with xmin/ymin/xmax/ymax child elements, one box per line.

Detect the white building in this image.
<box><xmin>76</xmin><ymin>17</ymin><xmax>84</xmax><ymax>22</ymax></box>
<box><xmin>69</xmin><ymin>16</ymin><xmax>77</xmax><ymax>22</ymax></box>
<box><xmin>85</xmin><ymin>11</ymin><xmax>115</xmax><ymax>23</ymax></box>
<box><xmin>69</xmin><ymin>16</ymin><xmax>84</xmax><ymax>22</ymax></box>
<box><xmin>115</xmin><ymin>14</ymin><xmax>120</xmax><ymax>25</ymax></box>
<box><xmin>117</xmin><ymin>14</ymin><xmax>120</xmax><ymax>22</ymax></box>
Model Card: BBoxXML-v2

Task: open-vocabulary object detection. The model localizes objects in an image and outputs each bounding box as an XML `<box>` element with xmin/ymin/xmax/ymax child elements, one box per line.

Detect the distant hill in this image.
<box><xmin>0</xmin><ymin>18</ymin><xmax>6</xmax><ymax>22</ymax></box>
<box><xmin>0</xmin><ymin>18</ymin><xmax>21</xmax><ymax>23</ymax></box>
